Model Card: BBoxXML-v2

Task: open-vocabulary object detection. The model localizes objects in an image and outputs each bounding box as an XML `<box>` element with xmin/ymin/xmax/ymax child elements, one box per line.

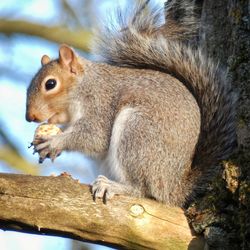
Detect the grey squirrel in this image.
<box><xmin>25</xmin><ymin>0</ymin><xmax>237</xmax><ymax>207</ymax></box>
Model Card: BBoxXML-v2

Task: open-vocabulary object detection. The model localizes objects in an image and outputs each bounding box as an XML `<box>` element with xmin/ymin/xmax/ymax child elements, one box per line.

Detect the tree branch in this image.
<box><xmin>0</xmin><ymin>19</ymin><xmax>92</xmax><ymax>52</ymax></box>
<box><xmin>0</xmin><ymin>173</ymin><xmax>204</xmax><ymax>249</ymax></box>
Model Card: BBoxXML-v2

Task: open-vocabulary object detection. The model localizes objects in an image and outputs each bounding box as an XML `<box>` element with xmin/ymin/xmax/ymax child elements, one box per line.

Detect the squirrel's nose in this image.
<box><xmin>26</xmin><ymin>111</ymin><xmax>36</xmax><ymax>122</ymax></box>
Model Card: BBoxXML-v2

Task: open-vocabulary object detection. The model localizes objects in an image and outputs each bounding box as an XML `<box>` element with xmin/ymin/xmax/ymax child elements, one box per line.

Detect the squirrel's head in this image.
<box><xmin>26</xmin><ymin>44</ymin><xmax>84</xmax><ymax>124</ymax></box>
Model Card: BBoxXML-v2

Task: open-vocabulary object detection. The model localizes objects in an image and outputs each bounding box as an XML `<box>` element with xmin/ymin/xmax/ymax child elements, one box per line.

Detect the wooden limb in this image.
<box><xmin>0</xmin><ymin>19</ymin><xmax>92</xmax><ymax>52</ymax></box>
<box><xmin>0</xmin><ymin>173</ymin><xmax>204</xmax><ymax>249</ymax></box>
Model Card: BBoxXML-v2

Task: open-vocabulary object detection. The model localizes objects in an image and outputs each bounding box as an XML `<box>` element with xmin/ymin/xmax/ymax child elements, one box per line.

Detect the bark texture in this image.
<box><xmin>0</xmin><ymin>173</ymin><xmax>204</xmax><ymax>250</ymax></box>
<box><xmin>186</xmin><ymin>1</ymin><xmax>250</xmax><ymax>249</ymax></box>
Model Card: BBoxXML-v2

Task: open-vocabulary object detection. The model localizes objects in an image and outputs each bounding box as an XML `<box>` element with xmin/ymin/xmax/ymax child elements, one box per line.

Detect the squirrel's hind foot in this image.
<box><xmin>91</xmin><ymin>175</ymin><xmax>139</xmax><ymax>204</ymax></box>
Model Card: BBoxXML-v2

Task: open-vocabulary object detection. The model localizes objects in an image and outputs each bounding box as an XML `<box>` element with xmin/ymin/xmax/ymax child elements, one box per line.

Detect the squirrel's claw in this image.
<box><xmin>50</xmin><ymin>150</ymin><xmax>61</xmax><ymax>162</ymax></box>
<box><xmin>34</xmin><ymin>135</ymin><xmax>62</xmax><ymax>163</ymax></box>
<box><xmin>91</xmin><ymin>175</ymin><xmax>116</xmax><ymax>203</ymax></box>
<box><xmin>35</xmin><ymin>139</ymin><xmax>51</xmax><ymax>151</ymax></box>
<box><xmin>38</xmin><ymin>147</ymin><xmax>50</xmax><ymax>161</ymax></box>
<box><xmin>39</xmin><ymin>157</ymin><xmax>45</xmax><ymax>164</ymax></box>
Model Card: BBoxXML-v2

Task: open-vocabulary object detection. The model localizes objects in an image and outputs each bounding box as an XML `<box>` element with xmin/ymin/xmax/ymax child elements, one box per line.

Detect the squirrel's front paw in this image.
<box><xmin>34</xmin><ymin>135</ymin><xmax>63</xmax><ymax>163</ymax></box>
<box><xmin>91</xmin><ymin>175</ymin><xmax>119</xmax><ymax>203</ymax></box>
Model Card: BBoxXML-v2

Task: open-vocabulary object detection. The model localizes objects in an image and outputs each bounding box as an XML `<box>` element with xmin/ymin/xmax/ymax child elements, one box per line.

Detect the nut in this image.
<box><xmin>33</xmin><ymin>123</ymin><xmax>61</xmax><ymax>145</ymax></box>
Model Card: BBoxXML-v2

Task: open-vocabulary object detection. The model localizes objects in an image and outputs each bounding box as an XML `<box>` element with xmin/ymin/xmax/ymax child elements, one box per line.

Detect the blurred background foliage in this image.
<box><xmin>0</xmin><ymin>0</ymin><xmax>107</xmax><ymax>176</ymax></box>
<box><xmin>0</xmin><ymin>0</ymin><xmax>157</xmax><ymax>176</ymax></box>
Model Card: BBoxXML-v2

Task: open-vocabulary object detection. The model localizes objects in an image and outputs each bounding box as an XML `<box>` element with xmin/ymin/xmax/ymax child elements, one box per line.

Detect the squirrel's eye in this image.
<box><xmin>45</xmin><ymin>79</ymin><xmax>57</xmax><ymax>91</ymax></box>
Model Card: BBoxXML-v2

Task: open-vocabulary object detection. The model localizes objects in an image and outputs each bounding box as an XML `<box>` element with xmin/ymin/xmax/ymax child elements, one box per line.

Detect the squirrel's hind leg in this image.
<box><xmin>91</xmin><ymin>108</ymin><xmax>146</xmax><ymax>203</ymax></box>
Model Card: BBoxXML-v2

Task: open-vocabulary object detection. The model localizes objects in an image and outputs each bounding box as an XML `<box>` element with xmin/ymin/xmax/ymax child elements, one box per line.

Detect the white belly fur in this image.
<box><xmin>101</xmin><ymin>107</ymin><xmax>135</xmax><ymax>183</ymax></box>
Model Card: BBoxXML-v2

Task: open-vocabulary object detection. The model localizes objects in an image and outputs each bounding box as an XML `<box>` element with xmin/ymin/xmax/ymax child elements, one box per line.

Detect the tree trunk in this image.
<box><xmin>187</xmin><ymin>1</ymin><xmax>250</xmax><ymax>249</ymax></box>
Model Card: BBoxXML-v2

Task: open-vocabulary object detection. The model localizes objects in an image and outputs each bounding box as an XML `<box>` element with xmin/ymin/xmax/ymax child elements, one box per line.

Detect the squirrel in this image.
<box><xmin>25</xmin><ymin>0</ymin><xmax>237</xmax><ymax>207</ymax></box>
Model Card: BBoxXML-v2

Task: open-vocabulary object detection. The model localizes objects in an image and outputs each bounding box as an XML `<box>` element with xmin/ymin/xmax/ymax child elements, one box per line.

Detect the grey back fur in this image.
<box><xmin>92</xmin><ymin>0</ymin><xmax>237</xmax><ymax>170</ymax></box>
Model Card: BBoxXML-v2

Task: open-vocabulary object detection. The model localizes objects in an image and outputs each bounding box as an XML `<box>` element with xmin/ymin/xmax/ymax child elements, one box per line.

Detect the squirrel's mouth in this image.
<box><xmin>47</xmin><ymin>114</ymin><xmax>57</xmax><ymax>124</ymax></box>
<box><xmin>47</xmin><ymin>112</ymin><xmax>70</xmax><ymax>124</ymax></box>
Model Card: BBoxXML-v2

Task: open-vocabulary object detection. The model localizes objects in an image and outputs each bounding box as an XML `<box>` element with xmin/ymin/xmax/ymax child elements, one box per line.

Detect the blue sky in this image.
<box><xmin>0</xmin><ymin>0</ymin><xmax>165</xmax><ymax>249</ymax></box>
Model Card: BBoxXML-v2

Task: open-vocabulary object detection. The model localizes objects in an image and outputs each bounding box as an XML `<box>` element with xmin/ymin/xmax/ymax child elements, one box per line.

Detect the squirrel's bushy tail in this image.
<box><xmin>92</xmin><ymin>0</ymin><xmax>237</xmax><ymax>169</ymax></box>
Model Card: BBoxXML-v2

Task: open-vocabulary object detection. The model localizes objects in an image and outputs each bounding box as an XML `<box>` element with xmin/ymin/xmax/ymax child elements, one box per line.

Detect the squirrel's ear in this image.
<box><xmin>59</xmin><ymin>44</ymin><xmax>80</xmax><ymax>74</ymax></box>
<box><xmin>41</xmin><ymin>55</ymin><xmax>51</xmax><ymax>66</ymax></box>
